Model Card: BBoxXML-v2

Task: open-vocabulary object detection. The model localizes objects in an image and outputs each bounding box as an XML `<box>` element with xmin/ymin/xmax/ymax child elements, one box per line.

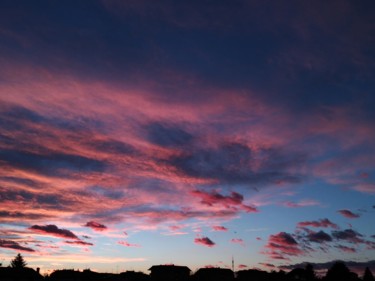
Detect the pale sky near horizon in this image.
<box><xmin>0</xmin><ymin>0</ymin><xmax>375</xmax><ymax>275</ymax></box>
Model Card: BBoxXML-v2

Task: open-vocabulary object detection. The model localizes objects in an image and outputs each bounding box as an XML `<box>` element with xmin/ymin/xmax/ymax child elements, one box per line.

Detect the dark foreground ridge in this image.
<box><xmin>1</xmin><ymin>261</ymin><xmax>375</xmax><ymax>281</ymax></box>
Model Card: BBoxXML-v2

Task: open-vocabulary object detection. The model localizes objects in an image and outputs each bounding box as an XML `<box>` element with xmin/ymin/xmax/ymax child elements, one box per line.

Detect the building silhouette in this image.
<box><xmin>0</xmin><ymin>266</ymin><xmax>43</xmax><ymax>281</ymax></box>
<box><xmin>193</xmin><ymin>268</ymin><xmax>234</xmax><ymax>281</ymax></box>
<box><xmin>149</xmin><ymin>265</ymin><xmax>191</xmax><ymax>281</ymax></box>
<box><xmin>237</xmin><ymin>269</ymin><xmax>269</xmax><ymax>281</ymax></box>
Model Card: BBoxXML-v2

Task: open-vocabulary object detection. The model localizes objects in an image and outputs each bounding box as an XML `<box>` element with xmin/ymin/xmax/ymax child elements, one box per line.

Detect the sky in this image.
<box><xmin>0</xmin><ymin>0</ymin><xmax>375</xmax><ymax>276</ymax></box>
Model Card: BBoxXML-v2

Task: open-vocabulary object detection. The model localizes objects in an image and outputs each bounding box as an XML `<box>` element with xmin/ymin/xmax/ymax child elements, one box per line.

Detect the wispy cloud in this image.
<box><xmin>283</xmin><ymin>200</ymin><xmax>320</xmax><ymax>208</ymax></box>
<box><xmin>352</xmin><ymin>183</ymin><xmax>375</xmax><ymax>194</ymax></box>
<box><xmin>118</xmin><ymin>241</ymin><xmax>141</xmax><ymax>248</ymax></box>
<box><xmin>64</xmin><ymin>240</ymin><xmax>93</xmax><ymax>247</ymax></box>
<box><xmin>212</xmin><ymin>226</ymin><xmax>228</xmax><ymax>232</ymax></box>
<box><xmin>191</xmin><ymin>189</ymin><xmax>258</xmax><ymax>213</ymax></box>
<box><xmin>297</xmin><ymin>218</ymin><xmax>339</xmax><ymax>229</ymax></box>
<box><xmin>335</xmin><ymin>245</ymin><xmax>357</xmax><ymax>253</ymax></box>
<box><xmin>230</xmin><ymin>238</ymin><xmax>245</xmax><ymax>246</ymax></box>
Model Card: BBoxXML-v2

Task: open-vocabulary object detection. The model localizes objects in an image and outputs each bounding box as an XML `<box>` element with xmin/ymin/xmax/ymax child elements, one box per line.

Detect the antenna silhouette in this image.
<box><xmin>232</xmin><ymin>256</ymin><xmax>234</xmax><ymax>272</ymax></box>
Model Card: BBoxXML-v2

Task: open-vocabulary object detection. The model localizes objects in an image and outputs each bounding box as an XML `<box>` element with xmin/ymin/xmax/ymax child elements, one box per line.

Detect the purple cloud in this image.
<box><xmin>231</xmin><ymin>238</ymin><xmax>245</xmax><ymax>246</ymax></box>
<box><xmin>332</xmin><ymin>229</ymin><xmax>364</xmax><ymax>243</ymax></box>
<box><xmin>194</xmin><ymin>236</ymin><xmax>216</xmax><ymax>247</ymax></box>
<box><xmin>307</xmin><ymin>231</ymin><xmax>332</xmax><ymax>243</ymax></box>
<box><xmin>337</xmin><ymin>209</ymin><xmax>360</xmax><ymax>219</ymax></box>
<box><xmin>84</xmin><ymin>221</ymin><xmax>107</xmax><ymax>231</ymax></box>
<box><xmin>0</xmin><ymin>239</ymin><xmax>35</xmax><ymax>252</ymax></box>
<box><xmin>29</xmin><ymin>224</ymin><xmax>78</xmax><ymax>239</ymax></box>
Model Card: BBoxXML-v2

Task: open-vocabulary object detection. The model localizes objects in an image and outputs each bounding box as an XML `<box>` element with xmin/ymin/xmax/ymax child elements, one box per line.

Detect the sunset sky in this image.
<box><xmin>0</xmin><ymin>0</ymin><xmax>375</xmax><ymax>275</ymax></box>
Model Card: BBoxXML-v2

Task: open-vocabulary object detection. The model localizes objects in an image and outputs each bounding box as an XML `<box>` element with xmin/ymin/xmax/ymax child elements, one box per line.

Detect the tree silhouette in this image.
<box><xmin>10</xmin><ymin>253</ymin><xmax>27</xmax><ymax>268</ymax></box>
<box><xmin>324</xmin><ymin>262</ymin><xmax>361</xmax><ymax>281</ymax></box>
<box><xmin>325</xmin><ymin>262</ymin><xmax>351</xmax><ymax>281</ymax></box>
<box><xmin>305</xmin><ymin>263</ymin><xmax>317</xmax><ymax>281</ymax></box>
<box><xmin>363</xmin><ymin>267</ymin><xmax>375</xmax><ymax>281</ymax></box>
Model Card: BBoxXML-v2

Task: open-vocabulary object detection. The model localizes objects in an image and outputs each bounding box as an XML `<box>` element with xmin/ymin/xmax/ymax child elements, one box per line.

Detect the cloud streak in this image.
<box><xmin>0</xmin><ymin>239</ymin><xmax>35</xmax><ymax>252</ymax></box>
<box><xmin>65</xmin><ymin>240</ymin><xmax>93</xmax><ymax>246</ymax></box>
<box><xmin>118</xmin><ymin>241</ymin><xmax>141</xmax><ymax>248</ymax></box>
<box><xmin>297</xmin><ymin>219</ymin><xmax>339</xmax><ymax>229</ymax></box>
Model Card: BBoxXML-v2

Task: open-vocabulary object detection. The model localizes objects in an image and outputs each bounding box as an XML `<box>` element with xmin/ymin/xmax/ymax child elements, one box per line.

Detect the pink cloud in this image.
<box><xmin>238</xmin><ymin>264</ymin><xmax>248</xmax><ymax>269</ymax></box>
<box><xmin>212</xmin><ymin>226</ymin><xmax>228</xmax><ymax>232</ymax></box>
<box><xmin>169</xmin><ymin>225</ymin><xmax>183</xmax><ymax>231</ymax></box>
<box><xmin>283</xmin><ymin>199</ymin><xmax>320</xmax><ymax>208</ymax></box>
<box><xmin>0</xmin><ymin>79</ymin><xmax>307</xmax><ymax>233</ymax></box>
<box><xmin>337</xmin><ymin>209</ymin><xmax>360</xmax><ymax>219</ymax></box>
<box><xmin>263</xmin><ymin>232</ymin><xmax>303</xmax><ymax>260</ymax></box>
<box><xmin>352</xmin><ymin>183</ymin><xmax>375</xmax><ymax>194</ymax></box>
<box><xmin>84</xmin><ymin>221</ymin><xmax>108</xmax><ymax>231</ymax></box>
<box><xmin>194</xmin><ymin>236</ymin><xmax>216</xmax><ymax>247</ymax></box>
<box><xmin>297</xmin><ymin>218</ymin><xmax>339</xmax><ymax>229</ymax></box>
<box><xmin>118</xmin><ymin>241</ymin><xmax>141</xmax><ymax>247</ymax></box>
<box><xmin>0</xmin><ymin>60</ymin><xmax>374</xmax><ymax>267</ymax></box>
<box><xmin>122</xmin><ymin>208</ymin><xmax>239</xmax><ymax>225</ymax></box>
<box><xmin>191</xmin><ymin>189</ymin><xmax>258</xmax><ymax>213</ymax></box>
<box><xmin>230</xmin><ymin>238</ymin><xmax>245</xmax><ymax>246</ymax></box>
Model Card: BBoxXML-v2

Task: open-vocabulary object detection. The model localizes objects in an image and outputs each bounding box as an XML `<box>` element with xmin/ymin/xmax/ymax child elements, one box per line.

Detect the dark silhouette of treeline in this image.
<box><xmin>1</xmin><ymin>259</ymin><xmax>375</xmax><ymax>281</ymax></box>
